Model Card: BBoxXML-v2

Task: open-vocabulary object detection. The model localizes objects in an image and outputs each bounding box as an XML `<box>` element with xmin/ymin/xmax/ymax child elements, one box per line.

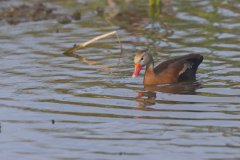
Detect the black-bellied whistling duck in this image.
<box><xmin>132</xmin><ymin>51</ymin><xmax>203</xmax><ymax>85</ymax></box>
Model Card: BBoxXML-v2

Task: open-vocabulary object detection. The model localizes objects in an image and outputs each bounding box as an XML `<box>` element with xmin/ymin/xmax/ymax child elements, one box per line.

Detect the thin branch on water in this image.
<box><xmin>63</xmin><ymin>31</ymin><xmax>121</xmax><ymax>54</ymax></box>
<box><xmin>114</xmin><ymin>31</ymin><xmax>123</xmax><ymax>68</ymax></box>
<box><xmin>63</xmin><ymin>30</ymin><xmax>124</xmax><ymax>75</ymax></box>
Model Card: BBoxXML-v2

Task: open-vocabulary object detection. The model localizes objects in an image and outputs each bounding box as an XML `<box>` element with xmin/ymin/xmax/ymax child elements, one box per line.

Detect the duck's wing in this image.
<box><xmin>154</xmin><ymin>54</ymin><xmax>203</xmax><ymax>81</ymax></box>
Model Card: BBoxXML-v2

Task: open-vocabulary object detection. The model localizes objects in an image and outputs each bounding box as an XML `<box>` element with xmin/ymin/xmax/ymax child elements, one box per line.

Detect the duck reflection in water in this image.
<box><xmin>135</xmin><ymin>82</ymin><xmax>202</xmax><ymax>109</ymax></box>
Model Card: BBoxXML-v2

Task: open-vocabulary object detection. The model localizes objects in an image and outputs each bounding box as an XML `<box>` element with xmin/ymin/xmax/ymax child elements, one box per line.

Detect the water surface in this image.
<box><xmin>0</xmin><ymin>0</ymin><xmax>240</xmax><ymax>160</ymax></box>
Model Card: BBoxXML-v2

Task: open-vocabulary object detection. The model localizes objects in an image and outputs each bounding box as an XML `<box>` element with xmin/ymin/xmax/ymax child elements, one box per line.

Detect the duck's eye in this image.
<box><xmin>141</xmin><ymin>57</ymin><xmax>144</xmax><ymax>61</ymax></box>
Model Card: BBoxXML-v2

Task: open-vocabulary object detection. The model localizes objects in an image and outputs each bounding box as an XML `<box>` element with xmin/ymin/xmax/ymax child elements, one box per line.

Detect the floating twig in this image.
<box><xmin>63</xmin><ymin>31</ymin><xmax>120</xmax><ymax>54</ymax></box>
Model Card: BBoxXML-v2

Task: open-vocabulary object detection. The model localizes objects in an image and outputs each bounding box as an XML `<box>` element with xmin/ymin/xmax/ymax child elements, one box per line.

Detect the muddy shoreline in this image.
<box><xmin>0</xmin><ymin>2</ymin><xmax>81</xmax><ymax>25</ymax></box>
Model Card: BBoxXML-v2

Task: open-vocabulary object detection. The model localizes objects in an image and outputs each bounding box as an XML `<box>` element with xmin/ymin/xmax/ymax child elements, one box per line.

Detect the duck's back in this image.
<box><xmin>154</xmin><ymin>53</ymin><xmax>203</xmax><ymax>82</ymax></box>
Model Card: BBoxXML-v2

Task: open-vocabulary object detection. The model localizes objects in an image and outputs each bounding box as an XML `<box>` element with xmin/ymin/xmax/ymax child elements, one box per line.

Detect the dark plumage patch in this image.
<box><xmin>178</xmin><ymin>54</ymin><xmax>203</xmax><ymax>81</ymax></box>
<box><xmin>153</xmin><ymin>53</ymin><xmax>203</xmax><ymax>82</ymax></box>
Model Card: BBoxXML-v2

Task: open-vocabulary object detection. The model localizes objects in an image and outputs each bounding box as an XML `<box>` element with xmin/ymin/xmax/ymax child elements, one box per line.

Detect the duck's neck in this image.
<box><xmin>144</xmin><ymin>62</ymin><xmax>155</xmax><ymax>84</ymax></box>
<box><xmin>146</xmin><ymin>62</ymin><xmax>154</xmax><ymax>71</ymax></box>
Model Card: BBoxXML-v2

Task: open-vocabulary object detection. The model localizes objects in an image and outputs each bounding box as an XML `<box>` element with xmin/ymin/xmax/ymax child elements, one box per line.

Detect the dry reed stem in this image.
<box><xmin>63</xmin><ymin>31</ymin><xmax>120</xmax><ymax>54</ymax></box>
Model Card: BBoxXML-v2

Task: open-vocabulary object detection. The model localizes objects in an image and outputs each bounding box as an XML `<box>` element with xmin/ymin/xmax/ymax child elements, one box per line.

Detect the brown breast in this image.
<box><xmin>144</xmin><ymin>64</ymin><xmax>180</xmax><ymax>85</ymax></box>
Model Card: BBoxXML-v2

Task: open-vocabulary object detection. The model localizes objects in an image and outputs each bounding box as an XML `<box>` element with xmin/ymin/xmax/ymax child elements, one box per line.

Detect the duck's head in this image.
<box><xmin>132</xmin><ymin>51</ymin><xmax>153</xmax><ymax>78</ymax></box>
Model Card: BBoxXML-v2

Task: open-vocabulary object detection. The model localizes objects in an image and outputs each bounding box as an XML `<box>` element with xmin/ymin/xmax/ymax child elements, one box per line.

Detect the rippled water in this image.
<box><xmin>0</xmin><ymin>0</ymin><xmax>240</xmax><ymax>160</ymax></box>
